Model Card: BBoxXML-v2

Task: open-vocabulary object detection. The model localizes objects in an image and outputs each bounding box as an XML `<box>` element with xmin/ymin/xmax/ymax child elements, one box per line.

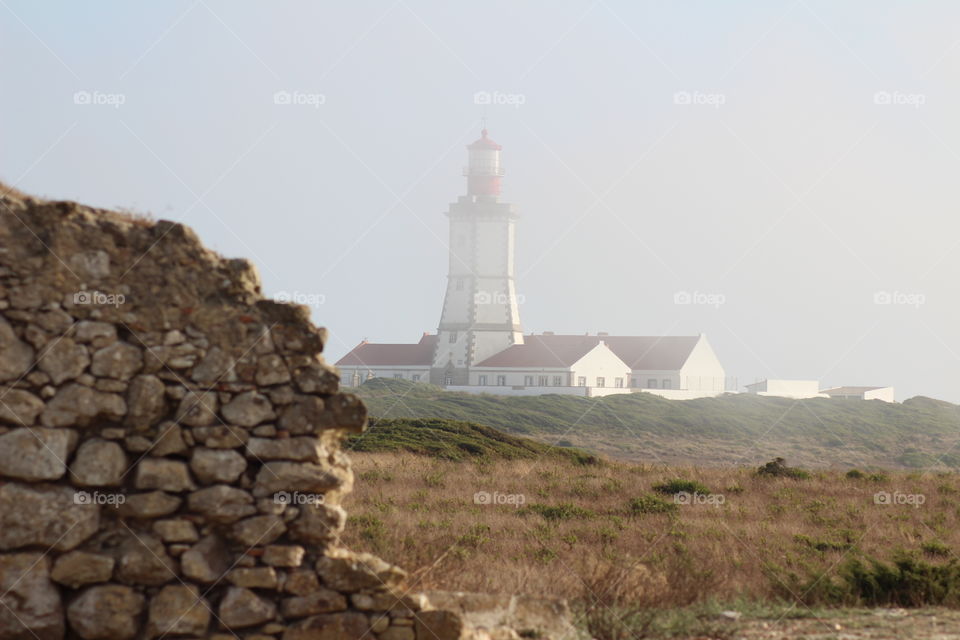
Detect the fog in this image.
<box><xmin>4</xmin><ymin>1</ymin><xmax>959</xmax><ymax>401</ymax></box>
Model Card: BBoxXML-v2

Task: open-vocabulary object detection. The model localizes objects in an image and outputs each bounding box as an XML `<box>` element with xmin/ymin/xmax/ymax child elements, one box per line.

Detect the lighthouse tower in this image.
<box><xmin>430</xmin><ymin>129</ymin><xmax>524</xmax><ymax>386</ymax></box>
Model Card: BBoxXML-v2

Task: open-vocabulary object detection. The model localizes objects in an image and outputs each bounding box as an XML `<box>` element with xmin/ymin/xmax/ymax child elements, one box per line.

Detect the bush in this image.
<box><xmin>652</xmin><ymin>478</ymin><xmax>711</xmax><ymax>495</ymax></box>
<box><xmin>846</xmin><ymin>469</ymin><xmax>865</xmax><ymax>479</ymax></box>
<box><xmin>922</xmin><ymin>541</ymin><xmax>951</xmax><ymax>557</ymax></box>
<box><xmin>756</xmin><ymin>457</ymin><xmax>810</xmax><ymax>479</ymax></box>
<box><xmin>627</xmin><ymin>494</ymin><xmax>678</xmax><ymax>515</ymax></box>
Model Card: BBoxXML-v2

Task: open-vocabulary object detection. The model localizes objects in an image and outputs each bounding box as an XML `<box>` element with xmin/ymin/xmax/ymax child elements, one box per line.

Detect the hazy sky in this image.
<box><xmin>4</xmin><ymin>1</ymin><xmax>960</xmax><ymax>402</ymax></box>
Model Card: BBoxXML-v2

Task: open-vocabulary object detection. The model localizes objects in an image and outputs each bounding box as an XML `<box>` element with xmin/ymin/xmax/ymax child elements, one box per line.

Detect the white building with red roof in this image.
<box><xmin>335</xmin><ymin>129</ymin><xmax>727</xmax><ymax>398</ymax></box>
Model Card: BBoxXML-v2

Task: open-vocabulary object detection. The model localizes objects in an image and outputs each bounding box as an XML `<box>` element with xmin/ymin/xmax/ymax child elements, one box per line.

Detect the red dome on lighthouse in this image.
<box><xmin>467</xmin><ymin>128</ymin><xmax>502</xmax><ymax>151</ymax></box>
<box><xmin>464</xmin><ymin>128</ymin><xmax>504</xmax><ymax>196</ymax></box>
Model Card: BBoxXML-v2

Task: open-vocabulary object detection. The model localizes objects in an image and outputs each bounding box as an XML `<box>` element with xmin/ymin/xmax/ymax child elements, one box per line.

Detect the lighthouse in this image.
<box><xmin>429</xmin><ymin>129</ymin><xmax>525</xmax><ymax>386</ymax></box>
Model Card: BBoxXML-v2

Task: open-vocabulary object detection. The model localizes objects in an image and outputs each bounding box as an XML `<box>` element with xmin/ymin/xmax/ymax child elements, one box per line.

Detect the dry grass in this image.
<box><xmin>342</xmin><ymin>452</ymin><xmax>960</xmax><ymax>611</ymax></box>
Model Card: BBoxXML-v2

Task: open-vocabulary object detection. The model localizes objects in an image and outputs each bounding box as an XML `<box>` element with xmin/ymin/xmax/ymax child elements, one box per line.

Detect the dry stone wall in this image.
<box><xmin>0</xmin><ymin>188</ymin><xmax>572</xmax><ymax>640</ymax></box>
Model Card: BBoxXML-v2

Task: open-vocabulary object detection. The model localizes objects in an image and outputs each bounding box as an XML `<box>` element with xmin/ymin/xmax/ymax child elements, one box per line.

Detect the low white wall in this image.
<box><xmin>446</xmin><ymin>385</ymin><xmax>633</xmax><ymax>398</ymax></box>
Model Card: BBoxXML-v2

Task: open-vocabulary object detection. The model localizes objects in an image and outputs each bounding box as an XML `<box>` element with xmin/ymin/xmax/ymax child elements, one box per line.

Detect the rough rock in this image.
<box><xmin>187</xmin><ymin>485</ymin><xmax>256</xmax><ymax>523</ymax></box>
<box><xmin>190</xmin><ymin>447</ymin><xmax>247</xmax><ymax>484</ymax></box>
<box><xmin>0</xmin><ymin>553</ymin><xmax>64</xmax><ymax>640</ymax></box>
<box><xmin>146</xmin><ymin>585</ymin><xmax>210</xmax><ymax>638</ymax></box>
<box><xmin>0</xmin><ymin>387</ymin><xmax>44</xmax><ymax>425</ymax></box>
<box><xmin>289</xmin><ymin>503</ymin><xmax>346</xmax><ymax>545</ymax></box>
<box><xmin>134</xmin><ymin>458</ymin><xmax>195</xmax><ymax>492</ymax></box>
<box><xmin>0</xmin><ymin>316</ymin><xmax>34</xmax><ymax>382</ymax></box>
<box><xmin>315</xmin><ymin>548</ymin><xmax>406</xmax><ymax>592</ymax></box>
<box><xmin>67</xmin><ymin>584</ymin><xmax>145</xmax><ymax>640</ymax></box>
<box><xmin>41</xmin><ymin>383</ymin><xmax>125</xmax><ymax>427</ymax></box>
<box><xmin>256</xmin><ymin>353</ymin><xmax>291</xmax><ymax>385</ymax></box>
<box><xmin>115</xmin><ymin>491</ymin><xmax>181</xmax><ymax>518</ymax></box>
<box><xmin>175</xmin><ymin>390</ymin><xmax>219</xmax><ymax>427</ymax></box>
<box><xmin>50</xmin><ymin>551</ymin><xmax>115</xmax><ymax>588</ymax></box>
<box><xmin>262</xmin><ymin>545</ymin><xmax>305</xmax><ymax>567</ymax></box>
<box><xmin>219</xmin><ymin>587</ymin><xmax>277</xmax><ymax>629</ymax></box>
<box><xmin>181</xmin><ymin>534</ymin><xmax>231</xmax><ymax>583</ymax></box>
<box><xmin>247</xmin><ymin>436</ymin><xmax>325</xmax><ymax>462</ymax></box>
<box><xmin>230</xmin><ymin>514</ymin><xmax>287</xmax><ymax>546</ymax></box>
<box><xmin>152</xmin><ymin>519</ymin><xmax>198</xmax><ymax>543</ymax></box>
<box><xmin>227</xmin><ymin>566</ymin><xmax>278</xmax><ymax>589</ymax></box>
<box><xmin>0</xmin><ymin>482</ymin><xmax>99</xmax><ymax>551</ymax></box>
<box><xmin>90</xmin><ymin>341</ymin><xmax>143</xmax><ymax>380</ymax></box>
<box><xmin>281</xmin><ymin>612</ymin><xmax>370</xmax><ymax>640</ymax></box>
<box><xmin>281</xmin><ymin>588</ymin><xmax>347</xmax><ymax>618</ymax></box>
<box><xmin>221</xmin><ymin>391</ymin><xmax>276</xmax><ymax>427</ymax></box>
<box><xmin>37</xmin><ymin>337</ymin><xmax>89</xmax><ymax>384</ymax></box>
<box><xmin>253</xmin><ymin>461</ymin><xmax>350</xmax><ymax>497</ymax></box>
<box><xmin>70</xmin><ymin>438</ymin><xmax>127</xmax><ymax>486</ymax></box>
<box><xmin>115</xmin><ymin>532</ymin><xmax>178</xmax><ymax>586</ymax></box>
<box><xmin>125</xmin><ymin>374</ymin><xmax>166</xmax><ymax>428</ymax></box>
<box><xmin>0</xmin><ymin>427</ymin><xmax>77</xmax><ymax>481</ymax></box>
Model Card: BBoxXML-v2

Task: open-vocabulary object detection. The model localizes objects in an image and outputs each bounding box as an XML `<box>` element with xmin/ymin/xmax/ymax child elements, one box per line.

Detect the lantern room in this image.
<box><xmin>464</xmin><ymin>128</ymin><xmax>504</xmax><ymax>196</ymax></box>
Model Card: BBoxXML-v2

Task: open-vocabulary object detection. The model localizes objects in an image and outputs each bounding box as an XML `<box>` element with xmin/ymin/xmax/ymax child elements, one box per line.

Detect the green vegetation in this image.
<box><xmin>652</xmin><ymin>478</ymin><xmax>712</xmax><ymax>495</ymax></box>
<box><xmin>627</xmin><ymin>494</ymin><xmax>678</xmax><ymax>515</ymax></box>
<box><xmin>353</xmin><ymin>378</ymin><xmax>960</xmax><ymax>468</ymax></box>
<box><xmin>346</xmin><ymin>416</ymin><xmax>598</xmax><ymax>464</ymax></box>
<box><xmin>756</xmin><ymin>457</ymin><xmax>811</xmax><ymax>479</ymax></box>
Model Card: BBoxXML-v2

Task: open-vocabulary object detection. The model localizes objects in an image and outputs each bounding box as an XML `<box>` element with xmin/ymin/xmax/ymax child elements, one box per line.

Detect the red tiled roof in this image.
<box><xmin>468</xmin><ymin>129</ymin><xmax>502</xmax><ymax>151</ymax></box>
<box><xmin>474</xmin><ymin>334</ymin><xmax>701</xmax><ymax>370</ymax></box>
<box><xmin>335</xmin><ymin>334</ymin><xmax>437</xmax><ymax>367</ymax></box>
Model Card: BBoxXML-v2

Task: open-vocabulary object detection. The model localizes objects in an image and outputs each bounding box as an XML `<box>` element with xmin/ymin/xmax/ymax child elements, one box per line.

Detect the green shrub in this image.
<box><xmin>652</xmin><ymin>478</ymin><xmax>711</xmax><ymax>495</ymax></box>
<box><xmin>756</xmin><ymin>457</ymin><xmax>810</xmax><ymax>479</ymax></box>
<box><xmin>922</xmin><ymin>541</ymin><xmax>951</xmax><ymax>557</ymax></box>
<box><xmin>846</xmin><ymin>469</ymin><xmax>865</xmax><ymax>479</ymax></box>
<box><xmin>627</xmin><ymin>494</ymin><xmax>678</xmax><ymax>515</ymax></box>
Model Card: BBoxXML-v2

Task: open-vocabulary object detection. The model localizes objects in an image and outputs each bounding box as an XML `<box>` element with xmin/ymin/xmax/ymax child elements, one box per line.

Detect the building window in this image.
<box><xmin>553</xmin><ymin>376</ymin><xmax>563</xmax><ymax>386</ymax></box>
<box><xmin>393</xmin><ymin>374</ymin><xmax>403</xmax><ymax>379</ymax></box>
<box><xmin>444</xmin><ymin>376</ymin><xmax>453</xmax><ymax>385</ymax></box>
<box><xmin>615</xmin><ymin>378</ymin><xmax>624</xmax><ymax>388</ymax></box>
<box><xmin>647</xmin><ymin>379</ymin><xmax>657</xmax><ymax>388</ymax></box>
<box><xmin>456</xmin><ymin>278</ymin><xmax>464</xmax><ymax>291</ymax></box>
<box><xmin>351</xmin><ymin>373</ymin><xmax>360</xmax><ymax>386</ymax></box>
<box><xmin>496</xmin><ymin>375</ymin><xmax>506</xmax><ymax>386</ymax></box>
<box><xmin>538</xmin><ymin>376</ymin><xmax>548</xmax><ymax>386</ymax></box>
<box><xmin>412</xmin><ymin>374</ymin><xmax>421</xmax><ymax>382</ymax></box>
<box><xmin>479</xmin><ymin>375</ymin><xmax>487</xmax><ymax>386</ymax></box>
<box><xmin>596</xmin><ymin>377</ymin><xmax>605</xmax><ymax>388</ymax></box>
<box><xmin>449</xmin><ymin>332</ymin><xmax>457</xmax><ymax>343</ymax></box>
<box><xmin>577</xmin><ymin>376</ymin><xmax>586</xmax><ymax>387</ymax></box>
<box><xmin>631</xmin><ymin>378</ymin><xmax>637</xmax><ymax>388</ymax></box>
<box><xmin>662</xmin><ymin>379</ymin><xmax>672</xmax><ymax>389</ymax></box>
<box><xmin>524</xmin><ymin>376</ymin><xmax>534</xmax><ymax>386</ymax></box>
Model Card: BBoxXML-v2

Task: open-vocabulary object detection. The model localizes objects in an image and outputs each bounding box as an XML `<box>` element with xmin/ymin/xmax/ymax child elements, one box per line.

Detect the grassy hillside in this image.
<box><xmin>353</xmin><ymin>379</ymin><xmax>960</xmax><ymax>469</ymax></box>
<box><xmin>345</xmin><ymin>417</ymin><xmax>598</xmax><ymax>465</ymax></box>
